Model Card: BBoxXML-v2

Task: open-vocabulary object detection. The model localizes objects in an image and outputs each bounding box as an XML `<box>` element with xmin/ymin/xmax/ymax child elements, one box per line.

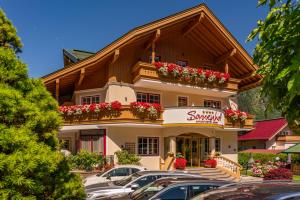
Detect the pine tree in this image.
<box><xmin>0</xmin><ymin>9</ymin><xmax>85</xmax><ymax>199</ymax></box>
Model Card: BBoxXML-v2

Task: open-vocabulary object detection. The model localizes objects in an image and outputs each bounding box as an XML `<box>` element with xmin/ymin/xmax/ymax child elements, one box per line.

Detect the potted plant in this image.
<box><xmin>174</xmin><ymin>153</ymin><xmax>187</xmax><ymax>170</ymax></box>
<box><xmin>204</xmin><ymin>158</ymin><xmax>217</xmax><ymax>168</ymax></box>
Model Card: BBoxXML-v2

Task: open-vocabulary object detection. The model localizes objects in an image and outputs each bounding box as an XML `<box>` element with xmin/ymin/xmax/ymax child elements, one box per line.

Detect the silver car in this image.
<box><xmin>85</xmin><ymin>171</ymin><xmax>203</xmax><ymax>200</ymax></box>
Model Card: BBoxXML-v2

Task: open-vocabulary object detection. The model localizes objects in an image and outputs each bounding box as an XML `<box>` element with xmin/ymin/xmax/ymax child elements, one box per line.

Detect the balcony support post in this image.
<box><xmin>108</xmin><ymin>49</ymin><xmax>120</xmax><ymax>82</ymax></box>
<box><xmin>224</xmin><ymin>60</ymin><xmax>229</xmax><ymax>74</ymax></box>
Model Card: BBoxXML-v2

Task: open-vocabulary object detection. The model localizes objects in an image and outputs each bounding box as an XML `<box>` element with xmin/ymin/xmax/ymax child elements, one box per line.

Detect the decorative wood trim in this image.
<box><xmin>145</xmin><ymin>29</ymin><xmax>161</xmax><ymax>51</ymax></box>
<box><xmin>111</xmin><ymin>49</ymin><xmax>120</xmax><ymax>64</ymax></box>
<box><xmin>77</xmin><ymin>68</ymin><xmax>85</xmax><ymax>87</ymax></box>
<box><xmin>215</xmin><ymin>48</ymin><xmax>236</xmax><ymax>64</ymax></box>
<box><xmin>108</xmin><ymin>49</ymin><xmax>120</xmax><ymax>82</ymax></box>
<box><xmin>182</xmin><ymin>12</ymin><xmax>205</xmax><ymax>37</ymax></box>
<box><xmin>55</xmin><ymin>79</ymin><xmax>59</xmax><ymax>101</ymax></box>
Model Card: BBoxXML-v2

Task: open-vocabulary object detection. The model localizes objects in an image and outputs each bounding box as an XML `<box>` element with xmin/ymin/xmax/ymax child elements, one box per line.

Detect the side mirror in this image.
<box><xmin>106</xmin><ymin>175</ymin><xmax>111</xmax><ymax>180</ymax></box>
<box><xmin>131</xmin><ymin>183</ymin><xmax>139</xmax><ymax>190</ymax></box>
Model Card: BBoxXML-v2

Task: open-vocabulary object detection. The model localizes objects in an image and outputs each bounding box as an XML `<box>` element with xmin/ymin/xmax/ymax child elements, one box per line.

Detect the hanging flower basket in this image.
<box><xmin>130</xmin><ymin>102</ymin><xmax>162</xmax><ymax>120</ymax></box>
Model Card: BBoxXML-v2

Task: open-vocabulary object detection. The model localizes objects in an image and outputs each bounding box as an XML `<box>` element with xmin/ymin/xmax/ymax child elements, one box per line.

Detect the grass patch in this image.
<box><xmin>293</xmin><ymin>175</ymin><xmax>300</xmax><ymax>181</ymax></box>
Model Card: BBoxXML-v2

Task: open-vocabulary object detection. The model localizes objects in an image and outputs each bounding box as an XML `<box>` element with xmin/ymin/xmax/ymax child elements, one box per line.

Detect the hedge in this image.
<box><xmin>238</xmin><ymin>152</ymin><xmax>300</xmax><ymax>166</ymax></box>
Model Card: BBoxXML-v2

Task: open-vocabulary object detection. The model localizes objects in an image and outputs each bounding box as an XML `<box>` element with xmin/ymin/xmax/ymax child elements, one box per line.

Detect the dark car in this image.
<box><xmin>85</xmin><ymin>170</ymin><xmax>203</xmax><ymax>200</ymax></box>
<box><xmin>110</xmin><ymin>177</ymin><xmax>230</xmax><ymax>200</ymax></box>
<box><xmin>191</xmin><ymin>181</ymin><xmax>300</xmax><ymax>200</ymax></box>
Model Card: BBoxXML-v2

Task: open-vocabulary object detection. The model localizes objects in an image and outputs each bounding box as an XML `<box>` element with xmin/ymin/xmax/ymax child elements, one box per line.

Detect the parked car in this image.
<box><xmin>110</xmin><ymin>176</ymin><xmax>230</xmax><ymax>200</ymax></box>
<box><xmin>191</xmin><ymin>181</ymin><xmax>300</xmax><ymax>200</ymax></box>
<box><xmin>84</xmin><ymin>165</ymin><xmax>147</xmax><ymax>186</ymax></box>
<box><xmin>85</xmin><ymin>171</ymin><xmax>203</xmax><ymax>200</ymax></box>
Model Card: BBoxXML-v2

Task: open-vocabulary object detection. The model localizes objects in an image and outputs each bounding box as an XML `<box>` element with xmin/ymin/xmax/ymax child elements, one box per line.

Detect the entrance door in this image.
<box><xmin>176</xmin><ymin>137</ymin><xmax>201</xmax><ymax>167</ymax></box>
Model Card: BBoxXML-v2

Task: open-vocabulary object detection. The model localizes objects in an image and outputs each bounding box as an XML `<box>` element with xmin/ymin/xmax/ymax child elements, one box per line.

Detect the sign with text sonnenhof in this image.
<box><xmin>163</xmin><ymin>107</ymin><xmax>225</xmax><ymax>126</ymax></box>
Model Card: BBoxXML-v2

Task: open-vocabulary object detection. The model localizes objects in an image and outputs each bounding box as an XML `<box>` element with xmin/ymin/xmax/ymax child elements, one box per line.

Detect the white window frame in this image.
<box><xmin>137</xmin><ymin>137</ymin><xmax>159</xmax><ymax>156</ymax></box>
<box><xmin>177</xmin><ymin>95</ymin><xmax>189</xmax><ymax>107</ymax></box>
<box><xmin>81</xmin><ymin>95</ymin><xmax>101</xmax><ymax>105</ymax></box>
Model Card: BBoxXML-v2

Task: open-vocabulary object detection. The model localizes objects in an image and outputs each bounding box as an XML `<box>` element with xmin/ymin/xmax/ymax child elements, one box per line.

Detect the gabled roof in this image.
<box><xmin>282</xmin><ymin>143</ymin><xmax>300</xmax><ymax>154</ymax></box>
<box><xmin>238</xmin><ymin>118</ymin><xmax>287</xmax><ymax>141</ymax></box>
<box><xmin>43</xmin><ymin>3</ymin><xmax>262</xmax><ymax>92</ymax></box>
<box><xmin>63</xmin><ymin>49</ymin><xmax>95</xmax><ymax>63</ymax></box>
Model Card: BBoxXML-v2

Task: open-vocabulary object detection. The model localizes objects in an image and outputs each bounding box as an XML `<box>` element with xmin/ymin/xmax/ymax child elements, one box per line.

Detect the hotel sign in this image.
<box><xmin>163</xmin><ymin>108</ymin><xmax>224</xmax><ymax>126</ymax></box>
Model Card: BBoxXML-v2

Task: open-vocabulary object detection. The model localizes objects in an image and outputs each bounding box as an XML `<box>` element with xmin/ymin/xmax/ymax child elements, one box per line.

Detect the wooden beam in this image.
<box><xmin>55</xmin><ymin>79</ymin><xmax>59</xmax><ymax>101</ymax></box>
<box><xmin>224</xmin><ymin>61</ymin><xmax>229</xmax><ymax>74</ymax></box>
<box><xmin>77</xmin><ymin>68</ymin><xmax>85</xmax><ymax>86</ymax></box>
<box><xmin>182</xmin><ymin>12</ymin><xmax>205</xmax><ymax>37</ymax></box>
<box><xmin>238</xmin><ymin>71</ymin><xmax>256</xmax><ymax>79</ymax></box>
<box><xmin>111</xmin><ymin>49</ymin><xmax>120</xmax><ymax>64</ymax></box>
<box><xmin>145</xmin><ymin>29</ymin><xmax>161</xmax><ymax>51</ymax></box>
<box><xmin>108</xmin><ymin>49</ymin><xmax>120</xmax><ymax>82</ymax></box>
<box><xmin>215</xmin><ymin>48</ymin><xmax>237</xmax><ymax>64</ymax></box>
<box><xmin>239</xmin><ymin>79</ymin><xmax>262</xmax><ymax>92</ymax></box>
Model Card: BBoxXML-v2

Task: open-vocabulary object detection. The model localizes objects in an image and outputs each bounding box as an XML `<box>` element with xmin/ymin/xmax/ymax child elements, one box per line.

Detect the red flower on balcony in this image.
<box><xmin>154</xmin><ymin>62</ymin><xmax>230</xmax><ymax>85</ymax></box>
<box><xmin>225</xmin><ymin>109</ymin><xmax>249</xmax><ymax>122</ymax></box>
<box><xmin>130</xmin><ymin>102</ymin><xmax>162</xmax><ymax>120</ymax></box>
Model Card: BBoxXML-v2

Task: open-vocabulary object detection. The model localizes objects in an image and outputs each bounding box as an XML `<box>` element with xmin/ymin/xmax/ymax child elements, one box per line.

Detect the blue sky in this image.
<box><xmin>0</xmin><ymin>0</ymin><xmax>268</xmax><ymax>77</ymax></box>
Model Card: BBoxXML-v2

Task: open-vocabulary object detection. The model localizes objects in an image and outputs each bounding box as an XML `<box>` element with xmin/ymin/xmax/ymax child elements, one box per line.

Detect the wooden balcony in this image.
<box><xmin>62</xmin><ymin>106</ymin><xmax>163</xmax><ymax>125</ymax></box>
<box><xmin>224</xmin><ymin>115</ymin><xmax>254</xmax><ymax>129</ymax></box>
<box><xmin>277</xmin><ymin>135</ymin><xmax>300</xmax><ymax>142</ymax></box>
<box><xmin>132</xmin><ymin>61</ymin><xmax>241</xmax><ymax>93</ymax></box>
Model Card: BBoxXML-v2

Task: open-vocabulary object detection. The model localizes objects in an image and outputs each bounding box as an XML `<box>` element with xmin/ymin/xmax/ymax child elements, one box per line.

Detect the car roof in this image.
<box><xmin>193</xmin><ymin>181</ymin><xmax>300</xmax><ymax>200</ymax></box>
<box><xmin>113</xmin><ymin>165</ymin><xmax>147</xmax><ymax>169</ymax></box>
<box><xmin>136</xmin><ymin>170</ymin><xmax>201</xmax><ymax>176</ymax></box>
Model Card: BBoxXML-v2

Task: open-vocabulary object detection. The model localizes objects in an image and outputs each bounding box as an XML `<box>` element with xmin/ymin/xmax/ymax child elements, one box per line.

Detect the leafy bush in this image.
<box><xmin>69</xmin><ymin>150</ymin><xmax>105</xmax><ymax>171</ymax></box>
<box><xmin>115</xmin><ymin>150</ymin><xmax>140</xmax><ymax>165</ymax></box>
<box><xmin>264</xmin><ymin>168</ymin><xmax>292</xmax><ymax>180</ymax></box>
<box><xmin>238</xmin><ymin>152</ymin><xmax>288</xmax><ymax>166</ymax></box>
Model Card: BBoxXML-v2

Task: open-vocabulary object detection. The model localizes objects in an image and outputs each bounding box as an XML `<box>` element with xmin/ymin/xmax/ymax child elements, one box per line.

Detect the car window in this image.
<box><xmin>131</xmin><ymin>168</ymin><xmax>141</xmax><ymax>174</ymax></box>
<box><xmin>158</xmin><ymin>186</ymin><xmax>188</xmax><ymax>200</ymax></box>
<box><xmin>105</xmin><ymin>168</ymin><xmax>130</xmax><ymax>177</ymax></box>
<box><xmin>133</xmin><ymin>175</ymin><xmax>162</xmax><ymax>188</ymax></box>
<box><xmin>189</xmin><ymin>185</ymin><xmax>220</xmax><ymax>198</ymax></box>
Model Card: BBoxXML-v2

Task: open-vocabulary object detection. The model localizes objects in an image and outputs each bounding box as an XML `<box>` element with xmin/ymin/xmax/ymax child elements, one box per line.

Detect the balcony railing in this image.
<box><xmin>61</xmin><ymin>104</ymin><xmax>254</xmax><ymax>129</ymax></box>
<box><xmin>132</xmin><ymin>61</ymin><xmax>241</xmax><ymax>92</ymax></box>
<box><xmin>62</xmin><ymin>105</ymin><xmax>163</xmax><ymax>125</ymax></box>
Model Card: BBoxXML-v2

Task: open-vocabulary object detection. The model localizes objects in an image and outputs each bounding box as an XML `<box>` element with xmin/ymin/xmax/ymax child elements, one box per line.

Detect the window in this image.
<box><xmin>106</xmin><ymin>168</ymin><xmax>130</xmax><ymax>177</ymax></box>
<box><xmin>148</xmin><ymin>55</ymin><xmax>161</xmax><ymax>63</ymax></box>
<box><xmin>158</xmin><ymin>186</ymin><xmax>188</xmax><ymax>200</ymax></box>
<box><xmin>136</xmin><ymin>92</ymin><xmax>160</xmax><ymax>104</ymax></box>
<box><xmin>189</xmin><ymin>185</ymin><xmax>220</xmax><ymax>198</ymax></box>
<box><xmin>133</xmin><ymin>175</ymin><xmax>161</xmax><ymax>188</ymax></box>
<box><xmin>204</xmin><ymin>138</ymin><xmax>209</xmax><ymax>154</ymax></box>
<box><xmin>215</xmin><ymin>138</ymin><xmax>221</xmax><ymax>152</ymax></box>
<box><xmin>138</xmin><ymin>137</ymin><xmax>159</xmax><ymax>156</ymax></box>
<box><xmin>60</xmin><ymin>138</ymin><xmax>72</xmax><ymax>151</ymax></box>
<box><xmin>176</xmin><ymin>60</ymin><xmax>188</xmax><ymax>67</ymax></box>
<box><xmin>178</xmin><ymin>96</ymin><xmax>188</xmax><ymax>107</ymax></box>
<box><xmin>131</xmin><ymin>168</ymin><xmax>141</xmax><ymax>174</ymax></box>
<box><xmin>124</xmin><ymin>142</ymin><xmax>136</xmax><ymax>154</ymax></box>
<box><xmin>81</xmin><ymin>95</ymin><xmax>100</xmax><ymax>105</ymax></box>
<box><xmin>80</xmin><ymin>129</ymin><xmax>105</xmax><ymax>154</ymax></box>
<box><xmin>204</xmin><ymin>100</ymin><xmax>221</xmax><ymax>109</ymax></box>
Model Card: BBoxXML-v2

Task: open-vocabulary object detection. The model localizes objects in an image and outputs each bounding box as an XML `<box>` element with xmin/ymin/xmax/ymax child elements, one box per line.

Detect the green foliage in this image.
<box><xmin>248</xmin><ymin>0</ymin><xmax>300</xmax><ymax>126</ymax></box>
<box><xmin>0</xmin><ymin>9</ymin><xmax>22</xmax><ymax>52</ymax></box>
<box><xmin>237</xmin><ymin>87</ymin><xmax>281</xmax><ymax>120</ymax></box>
<box><xmin>115</xmin><ymin>150</ymin><xmax>141</xmax><ymax>165</ymax></box>
<box><xmin>0</xmin><ymin>9</ymin><xmax>85</xmax><ymax>199</ymax></box>
<box><xmin>69</xmin><ymin>150</ymin><xmax>105</xmax><ymax>171</ymax></box>
<box><xmin>238</xmin><ymin>152</ymin><xmax>300</xmax><ymax>166</ymax></box>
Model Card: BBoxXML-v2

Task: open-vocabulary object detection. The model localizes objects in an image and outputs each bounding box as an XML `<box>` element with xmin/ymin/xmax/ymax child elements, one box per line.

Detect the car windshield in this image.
<box><xmin>114</xmin><ymin>173</ymin><xmax>141</xmax><ymax>186</ymax></box>
<box><xmin>130</xmin><ymin>180</ymin><xmax>169</xmax><ymax>200</ymax></box>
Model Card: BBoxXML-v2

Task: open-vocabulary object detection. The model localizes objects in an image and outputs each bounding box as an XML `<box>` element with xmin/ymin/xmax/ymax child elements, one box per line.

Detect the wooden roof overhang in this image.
<box><xmin>42</xmin><ymin>4</ymin><xmax>262</xmax><ymax>96</ymax></box>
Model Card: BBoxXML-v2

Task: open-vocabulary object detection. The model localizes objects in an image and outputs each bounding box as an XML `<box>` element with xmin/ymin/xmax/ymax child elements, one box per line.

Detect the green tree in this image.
<box><xmin>247</xmin><ymin>0</ymin><xmax>300</xmax><ymax>126</ymax></box>
<box><xmin>0</xmin><ymin>9</ymin><xmax>85</xmax><ymax>199</ymax></box>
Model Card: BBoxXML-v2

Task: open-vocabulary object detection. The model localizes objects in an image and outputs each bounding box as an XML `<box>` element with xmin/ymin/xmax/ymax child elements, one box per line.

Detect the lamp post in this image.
<box><xmin>246</xmin><ymin>153</ymin><xmax>255</xmax><ymax>175</ymax></box>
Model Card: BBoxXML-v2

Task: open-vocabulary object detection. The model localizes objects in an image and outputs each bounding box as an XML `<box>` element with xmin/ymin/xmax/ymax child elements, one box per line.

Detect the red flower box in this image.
<box><xmin>204</xmin><ymin>159</ymin><xmax>217</xmax><ymax>168</ymax></box>
<box><xmin>174</xmin><ymin>157</ymin><xmax>187</xmax><ymax>170</ymax></box>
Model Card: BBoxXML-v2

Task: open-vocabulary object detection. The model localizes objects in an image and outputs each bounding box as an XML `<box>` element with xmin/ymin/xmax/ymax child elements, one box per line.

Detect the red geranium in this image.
<box><xmin>204</xmin><ymin>159</ymin><xmax>217</xmax><ymax>168</ymax></box>
<box><xmin>174</xmin><ymin>157</ymin><xmax>187</xmax><ymax>170</ymax></box>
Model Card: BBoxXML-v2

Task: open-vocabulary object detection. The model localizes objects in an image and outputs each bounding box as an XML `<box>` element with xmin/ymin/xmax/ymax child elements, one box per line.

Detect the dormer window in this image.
<box><xmin>176</xmin><ymin>60</ymin><xmax>188</xmax><ymax>67</ymax></box>
<box><xmin>81</xmin><ymin>95</ymin><xmax>100</xmax><ymax>105</ymax></box>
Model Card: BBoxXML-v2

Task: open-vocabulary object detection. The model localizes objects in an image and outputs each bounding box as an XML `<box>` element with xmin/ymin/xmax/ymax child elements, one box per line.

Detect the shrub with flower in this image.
<box><xmin>174</xmin><ymin>153</ymin><xmax>187</xmax><ymax>170</ymax></box>
<box><xmin>204</xmin><ymin>159</ymin><xmax>217</xmax><ymax>168</ymax></box>
<box><xmin>59</xmin><ymin>101</ymin><xmax>122</xmax><ymax>120</ymax></box>
<box><xmin>154</xmin><ymin>62</ymin><xmax>230</xmax><ymax>85</ymax></box>
<box><xmin>264</xmin><ymin>168</ymin><xmax>292</xmax><ymax>180</ymax></box>
<box><xmin>130</xmin><ymin>102</ymin><xmax>162</xmax><ymax>120</ymax></box>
